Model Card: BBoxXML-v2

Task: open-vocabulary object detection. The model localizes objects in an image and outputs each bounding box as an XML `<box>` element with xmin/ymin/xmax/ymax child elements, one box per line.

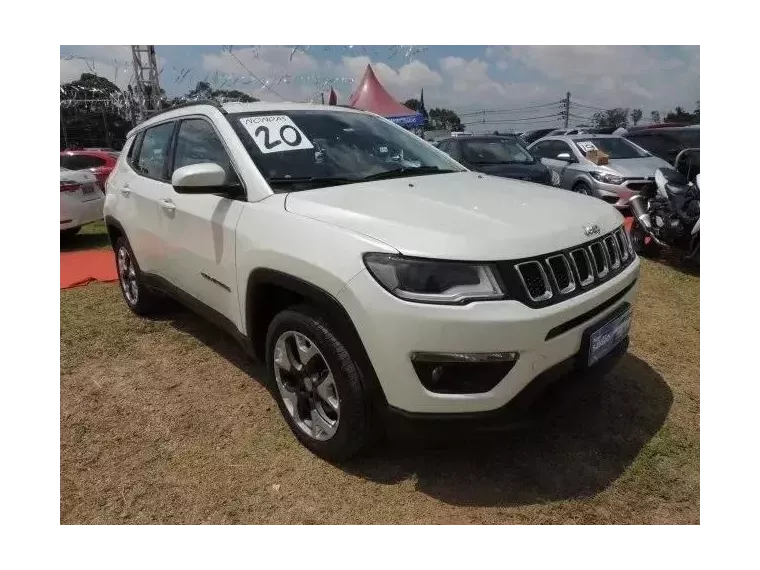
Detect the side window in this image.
<box><xmin>628</xmin><ymin>134</ymin><xmax>669</xmax><ymax>158</ymax></box>
<box><xmin>438</xmin><ymin>141</ymin><xmax>451</xmax><ymax>153</ymax></box>
<box><xmin>554</xmin><ymin>141</ymin><xmax>574</xmax><ymax>158</ymax></box>
<box><xmin>448</xmin><ymin>142</ymin><xmax>463</xmax><ymax>161</ymax></box>
<box><xmin>531</xmin><ymin>141</ymin><xmax>550</xmax><ymax>158</ymax></box>
<box><xmin>172</xmin><ymin>119</ymin><xmax>239</xmax><ymax>184</ymax></box>
<box><xmin>136</xmin><ymin>122</ymin><xmax>175</xmax><ymax>180</ymax></box>
<box><xmin>127</xmin><ymin>132</ymin><xmax>143</xmax><ymax>168</ymax></box>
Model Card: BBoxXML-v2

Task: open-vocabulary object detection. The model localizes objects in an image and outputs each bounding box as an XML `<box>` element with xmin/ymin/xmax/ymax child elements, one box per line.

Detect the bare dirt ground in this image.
<box><xmin>61</xmin><ymin>254</ymin><xmax>699</xmax><ymax>524</ymax></box>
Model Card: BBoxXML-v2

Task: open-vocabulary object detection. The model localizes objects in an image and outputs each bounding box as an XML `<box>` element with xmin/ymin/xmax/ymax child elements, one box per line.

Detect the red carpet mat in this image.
<box><xmin>61</xmin><ymin>250</ymin><xmax>118</xmax><ymax>290</ymax></box>
<box><xmin>59</xmin><ymin>217</ymin><xmax>635</xmax><ymax>290</ymax></box>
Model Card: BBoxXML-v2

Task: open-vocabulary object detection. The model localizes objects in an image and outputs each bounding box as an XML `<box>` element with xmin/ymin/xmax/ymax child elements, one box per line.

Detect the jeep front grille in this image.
<box><xmin>501</xmin><ymin>227</ymin><xmax>634</xmax><ymax>308</ymax></box>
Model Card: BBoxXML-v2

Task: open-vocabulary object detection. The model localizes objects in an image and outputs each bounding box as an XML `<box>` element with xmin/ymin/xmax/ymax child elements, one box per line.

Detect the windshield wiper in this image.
<box><xmin>360</xmin><ymin>166</ymin><xmax>459</xmax><ymax>182</ymax></box>
<box><xmin>266</xmin><ymin>176</ymin><xmax>358</xmax><ymax>189</ymax></box>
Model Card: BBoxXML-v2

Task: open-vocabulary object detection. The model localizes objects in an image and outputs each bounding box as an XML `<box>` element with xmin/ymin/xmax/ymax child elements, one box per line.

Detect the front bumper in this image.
<box><xmin>592</xmin><ymin>179</ymin><xmax>654</xmax><ymax>210</ymax></box>
<box><xmin>385</xmin><ymin>334</ymin><xmax>628</xmax><ymax>434</ymax></box>
<box><xmin>337</xmin><ymin>257</ymin><xmax>640</xmax><ymax>415</ymax></box>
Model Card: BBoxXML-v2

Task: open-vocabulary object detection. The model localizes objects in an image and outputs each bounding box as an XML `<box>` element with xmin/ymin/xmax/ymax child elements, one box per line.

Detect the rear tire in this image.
<box><xmin>114</xmin><ymin>236</ymin><xmax>161</xmax><ymax>315</ymax></box>
<box><xmin>265</xmin><ymin>304</ymin><xmax>374</xmax><ymax>462</ymax></box>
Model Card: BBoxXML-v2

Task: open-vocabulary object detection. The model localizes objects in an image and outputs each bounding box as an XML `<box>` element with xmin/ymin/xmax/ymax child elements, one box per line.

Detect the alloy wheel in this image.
<box><xmin>272</xmin><ymin>331</ymin><xmax>340</xmax><ymax>441</ymax></box>
<box><xmin>117</xmin><ymin>246</ymin><xmax>139</xmax><ymax>306</ymax></box>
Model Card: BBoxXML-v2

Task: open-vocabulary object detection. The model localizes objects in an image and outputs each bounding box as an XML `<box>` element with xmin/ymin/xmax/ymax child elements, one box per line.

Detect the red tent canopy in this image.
<box><xmin>348</xmin><ymin>65</ymin><xmax>418</xmax><ymax>118</ymax></box>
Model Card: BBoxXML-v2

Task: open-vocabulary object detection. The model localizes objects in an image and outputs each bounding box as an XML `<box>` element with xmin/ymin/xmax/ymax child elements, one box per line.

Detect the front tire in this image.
<box><xmin>574</xmin><ymin>182</ymin><xmax>593</xmax><ymax>197</ymax></box>
<box><xmin>265</xmin><ymin>305</ymin><xmax>373</xmax><ymax>461</ymax></box>
<box><xmin>114</xmin><ymin>236</ymin><xmax>161</xmax><ymax>315</ymax></box>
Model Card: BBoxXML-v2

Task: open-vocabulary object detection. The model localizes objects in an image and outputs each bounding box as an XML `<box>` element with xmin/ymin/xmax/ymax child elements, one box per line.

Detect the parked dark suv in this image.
<box><xmin>625</xmin><ymin>126</ymin><xmax>699</xmax><ymax>181</ymax></box>
<box><xmin>437</xmin><ymin>135</ymin><xmax>554</xmax><ymax>186</ymax></box>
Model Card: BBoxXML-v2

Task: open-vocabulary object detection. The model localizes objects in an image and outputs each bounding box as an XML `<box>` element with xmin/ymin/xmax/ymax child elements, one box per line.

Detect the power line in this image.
<box><xmin>462</xmin><ymin>115</ymin><xmax>563</xmax><ymax>126</ymax></box>
<box><xmin>457</xmin><ymin>101</ymin><xmax>561</xmax><ymax>117</ymax></box>
<box><xmin>568</xmin><ymin>113</ymin><xmax>594</xmax><ymax>120</ymax></box>
<box><xmin>571</xmin><ymin>99</ymin><xmax>607</xmax><ymax>111</ymax></box>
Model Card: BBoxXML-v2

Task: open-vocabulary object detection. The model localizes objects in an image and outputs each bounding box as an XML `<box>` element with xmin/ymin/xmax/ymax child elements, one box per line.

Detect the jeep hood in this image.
<box><xmin>284</xmin><ymin>172</ymin><xmax>623</xmax><ymax>260</ymax></box>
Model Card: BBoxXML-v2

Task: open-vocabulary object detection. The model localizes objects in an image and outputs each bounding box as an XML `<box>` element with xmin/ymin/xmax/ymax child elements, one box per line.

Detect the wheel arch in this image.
<box><xmin>104</xmin><ymin>215</ymin><xmax>127</xmax><ymax>250</ymax></box>
<box><xmin>245</xmin><ymin>268</ymin><xmax>386</xmax><ymax>404</ymax></box>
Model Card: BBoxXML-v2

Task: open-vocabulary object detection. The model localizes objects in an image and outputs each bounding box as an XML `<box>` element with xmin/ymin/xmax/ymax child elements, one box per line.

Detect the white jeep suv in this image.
<box><xmin>103</xmin><ymin>101</ymin><xmax>640</xmax><ymax>460</ymax></box>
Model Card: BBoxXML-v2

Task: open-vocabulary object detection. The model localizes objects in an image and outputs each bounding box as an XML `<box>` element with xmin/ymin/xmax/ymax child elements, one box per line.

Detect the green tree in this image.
<box><xmin>650</xmin><ymin>110</ymin><xmax>661</xmax><ymax>124</ymax></box>
<box><xmin>176</xmin><ymin>81</ymin><xmax>259</xmax><ymax>104</ymax></box>
<box><xmin>664</xmin><ymin>105</ymin><xmax>699</xmax><ymax>125</ymax></box>
<box><xmin>427</xmin><ymin>107</ymin><xmax>465</xmax><ymax>132</ymax></box>
<box><xmin>403</xmin><ymin>98</ymin><xmax>421</xmax><ymax>112</ymax></box>
<box><xmin>60</xmin><ymin>73</ymin><xmax>132</xmax><ymax>150</ymax></box>
<box><xmin>631</xmin><ymin>109</ymin><xmax>643</xmax><ymax>126</ymax></box>
<box><xmin>591</xmin><ymin>108</ymin><xmax>629</xmax><ymax>129</ymax></box>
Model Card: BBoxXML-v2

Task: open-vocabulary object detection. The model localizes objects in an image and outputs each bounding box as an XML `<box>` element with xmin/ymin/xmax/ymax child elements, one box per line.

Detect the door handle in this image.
<box><xmin>120</xmin><ymin>184</ymin><xmax>131</xmax><ymax>197</ymax></box>
<box><xmin>160</xmin><ymin>199</ymin><xmax>176</xmax><ymax>212</ymax></box>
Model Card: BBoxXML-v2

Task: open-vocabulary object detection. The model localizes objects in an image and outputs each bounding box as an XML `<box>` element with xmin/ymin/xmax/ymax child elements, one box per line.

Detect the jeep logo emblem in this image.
<box><xmin>584</xmin><ymin>224</ymin><xmax>601</xmax><ymax>237</ymax></box>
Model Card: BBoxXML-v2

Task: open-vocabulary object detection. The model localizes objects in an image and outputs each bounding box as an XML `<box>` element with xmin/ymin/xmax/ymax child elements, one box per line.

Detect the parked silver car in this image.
<box><xmin>527</xmin><ymin>135</ymin><xmax>671</xmax><ymax>209</ymax></box>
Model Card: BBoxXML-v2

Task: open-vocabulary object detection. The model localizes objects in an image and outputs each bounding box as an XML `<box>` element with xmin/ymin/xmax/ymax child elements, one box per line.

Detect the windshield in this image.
<box><xmin>669</xmin><ymin>129</ymin><xmax>700</xmax><ymax>148</ymax></box>
<box><xmin>228</xmin><ymin>110</ymin><xmax>464</xmax><ymax>191</ymax></box>
<box><xmin>574</xmin><ymin>137</ymin><xmax>650</xmax><ymax>159</ymax></box>
<box><xmin>461</xmin><ymin>138</ymin><xmax>534</xmax><ymax>164</ymax></box>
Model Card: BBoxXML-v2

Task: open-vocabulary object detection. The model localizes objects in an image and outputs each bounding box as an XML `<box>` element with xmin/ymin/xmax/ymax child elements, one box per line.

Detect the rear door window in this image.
<box><xmin>135</xmin><ymin>122</ymin><xmax>175</xmax><ymax>180</ymax></box>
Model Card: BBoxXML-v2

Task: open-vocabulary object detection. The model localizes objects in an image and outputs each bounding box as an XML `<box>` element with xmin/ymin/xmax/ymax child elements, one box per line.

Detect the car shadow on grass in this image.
<box><xmin>60</xmin><ymin>231</ymin><xmax>111</xmax><ymax>252</ymax></box>
<box><xmin>146</xmin><ymin>303</ymin><xmax>672</xmax><ymax>509</ymax></box>
<box><xmin>343</xmin><ymin>353</ymin><xmax>672</xmax><ymax>508</ymax></box>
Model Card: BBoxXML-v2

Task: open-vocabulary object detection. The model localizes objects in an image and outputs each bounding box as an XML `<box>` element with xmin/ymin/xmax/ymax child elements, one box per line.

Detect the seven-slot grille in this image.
<box><xmin>498</xmin><ymin>226</ymin><xmax>635</xmax><ymax>307</ymax></box>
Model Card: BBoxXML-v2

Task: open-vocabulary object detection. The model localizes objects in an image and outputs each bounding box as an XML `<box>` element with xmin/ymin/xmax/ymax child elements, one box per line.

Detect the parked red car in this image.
<box><xmin>60</xmin><ymin>149</ymin><xmax>120</xmax><ymax>189</ymax></box>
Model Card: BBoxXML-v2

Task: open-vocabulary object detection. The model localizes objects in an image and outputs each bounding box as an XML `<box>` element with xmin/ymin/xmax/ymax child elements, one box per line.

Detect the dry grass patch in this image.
<box><xmin>61</xmin><ymin>257</ymin><xmax>699</xmax><ymax>524</ymax></box>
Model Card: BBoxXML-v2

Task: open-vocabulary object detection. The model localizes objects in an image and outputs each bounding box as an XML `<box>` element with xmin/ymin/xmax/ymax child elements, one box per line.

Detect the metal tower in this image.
<box><xmin>130</xmin><ymin>45</ymin><xmax>162</xmax><ymax>120</ymax></box>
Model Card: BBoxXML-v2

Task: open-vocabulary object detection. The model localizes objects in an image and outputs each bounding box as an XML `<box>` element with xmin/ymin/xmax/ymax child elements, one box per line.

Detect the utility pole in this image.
<box><xmin>130</xmin><ymin>45</ymin><xmax>162</xmax><ymax>122</ymax></box>
<box><xmin>563</xmin><ymin>92</ymin><xmax>571</xmax><ymax>128</ymax></box>
<box><xmin>321</xmin><ymin>92</ymin><xmax>325</xmax><ymax>105</ymax></box>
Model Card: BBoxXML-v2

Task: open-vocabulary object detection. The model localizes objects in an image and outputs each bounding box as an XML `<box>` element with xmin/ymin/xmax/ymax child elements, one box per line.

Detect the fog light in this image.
<box><xmin>411</xmin><ymin>352</ymin><xmax>519</xmax><ymax>394</ymax></box>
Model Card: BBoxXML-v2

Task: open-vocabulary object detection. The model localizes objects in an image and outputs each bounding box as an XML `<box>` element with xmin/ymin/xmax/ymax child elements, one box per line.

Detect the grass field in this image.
<box><xmin>60</xmin><ymin>229</ymin><xmax>699</xmax><ymax>524</ymax></box>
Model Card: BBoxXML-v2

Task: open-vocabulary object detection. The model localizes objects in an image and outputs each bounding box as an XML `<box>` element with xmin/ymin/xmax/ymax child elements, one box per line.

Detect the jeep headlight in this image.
<box><xmin>363</xmin><ymin>254</ymin><xmax>505</xmax><ymax>304</ymax></box>
<box><xmin>590</xmin><ymin>171</ymin><xmax>624</xmax><ymax>185</ymax></box>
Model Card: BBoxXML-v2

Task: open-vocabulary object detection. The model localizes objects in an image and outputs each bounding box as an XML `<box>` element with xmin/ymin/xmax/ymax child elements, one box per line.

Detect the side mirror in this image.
<box><xmin>556</xmin><ymin>152</ymin><xmax>574</xmax><ymax>162</ymax></box>
<box><xmin>172</xmin><ymin>163</ymin><xmax>228</xmax><ymax>194</ymax></box>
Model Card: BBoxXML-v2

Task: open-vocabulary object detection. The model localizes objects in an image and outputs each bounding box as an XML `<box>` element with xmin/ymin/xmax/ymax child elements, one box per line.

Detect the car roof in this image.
<box><xmin>129</xmin><ymin>101</ymin><xmax>368</xmax><ymax>138</ymax></box>
<box><xmin>627</xmin><ymin>125</ymin><xmax>699</xmax><ymax>134</ymax></box>
<box><xmin>440</xmin><ymin>134</ymin><xmax>520</xmax><ymax>142</ymax></box>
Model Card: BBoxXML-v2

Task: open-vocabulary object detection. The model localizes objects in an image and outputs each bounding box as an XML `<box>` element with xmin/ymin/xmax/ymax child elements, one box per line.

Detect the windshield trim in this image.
<box><xmin>226</xmin><ymin>109</ymin><xmax>467</xmax><ymax>193</ymax></box>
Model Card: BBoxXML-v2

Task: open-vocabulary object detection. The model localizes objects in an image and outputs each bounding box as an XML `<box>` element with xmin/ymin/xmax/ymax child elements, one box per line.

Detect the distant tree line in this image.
<box><xmin>591</xmin><ymin>102</ymin><xmax>699</xmax><ymax>130</ymax></box>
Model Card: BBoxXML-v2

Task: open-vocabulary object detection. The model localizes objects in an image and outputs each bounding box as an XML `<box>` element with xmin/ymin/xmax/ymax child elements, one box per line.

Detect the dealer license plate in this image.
<box><xmin>587</xmin><ymin>306</ymin><xmax>632</xmax><ymax>367</ymax></box>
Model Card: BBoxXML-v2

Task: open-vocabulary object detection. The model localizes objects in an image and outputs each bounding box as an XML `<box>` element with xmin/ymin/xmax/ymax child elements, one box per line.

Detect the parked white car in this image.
<box><xmin>103</xmin><ymin>101</ymin><xmax>640</xmax><ymax>460</ymax></box>
<box><xmin>60</xmin><ymin>166</ymin><xmax>104</xmax><ymax>237</ymax></box>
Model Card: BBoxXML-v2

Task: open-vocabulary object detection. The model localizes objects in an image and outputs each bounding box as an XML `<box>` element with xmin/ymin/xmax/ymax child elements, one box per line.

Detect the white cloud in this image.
<box><xmin>60</xmin><ymin>45</ymin><xmax>700</xmax><ymax>129</ymax></box>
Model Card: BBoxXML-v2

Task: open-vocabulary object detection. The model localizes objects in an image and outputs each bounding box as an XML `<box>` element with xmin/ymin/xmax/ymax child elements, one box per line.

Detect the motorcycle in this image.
<box><xmin>628</xmin><ymin>148</ymin><xmax>700</xmax><ymax>266</ymax></box>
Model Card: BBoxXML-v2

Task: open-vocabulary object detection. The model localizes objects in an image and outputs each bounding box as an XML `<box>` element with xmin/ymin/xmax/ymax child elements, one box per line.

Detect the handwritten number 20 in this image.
<box><xmin>255</xmin><ymin>125</ymin><xmax>303</xmax><ymax>150</ymax></box>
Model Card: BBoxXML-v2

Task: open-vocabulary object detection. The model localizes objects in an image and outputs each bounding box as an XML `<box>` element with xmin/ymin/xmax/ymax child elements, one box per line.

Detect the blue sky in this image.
<box><xmin>60</xmin><ymin>45</ymin><xmax>699</xmax><ymax>131</ymax></box>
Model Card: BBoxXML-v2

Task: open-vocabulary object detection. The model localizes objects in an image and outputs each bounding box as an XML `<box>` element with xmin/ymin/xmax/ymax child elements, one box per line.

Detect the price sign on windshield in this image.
<box><xmin>577</xmin><ymin>141</ymin><xmax>598</xmax><ymax>153</ymax></box>
<box><xmin>240</xmin><ymin>115</ymin><xmax>314</xmax><ymax>154</ymax></box>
